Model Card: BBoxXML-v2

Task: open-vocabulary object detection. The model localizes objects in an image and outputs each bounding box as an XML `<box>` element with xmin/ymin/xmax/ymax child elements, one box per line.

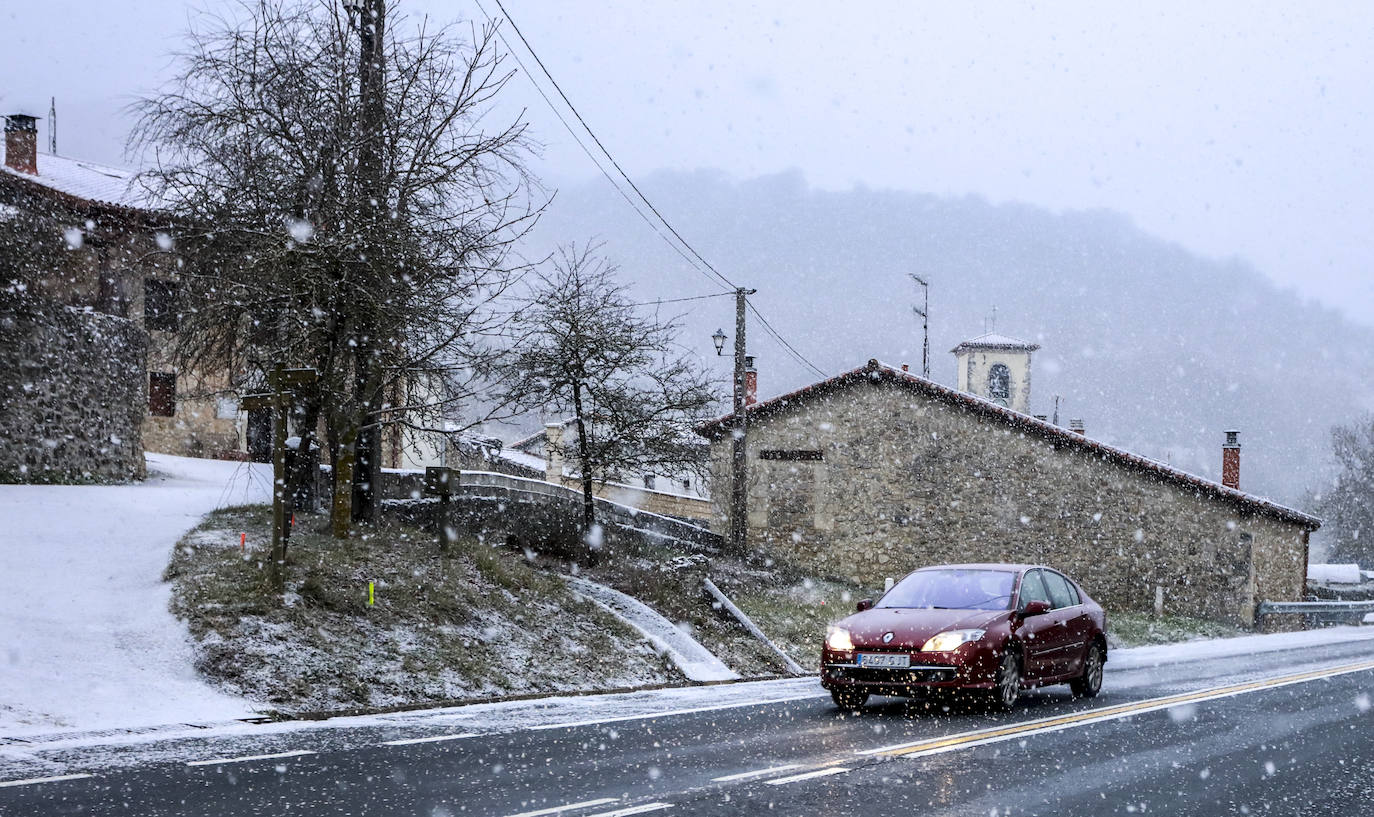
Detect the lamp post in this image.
<box><xmin>714</xmin><ymin>288</ymin><xmax>755</xmax><ymax>554</ymax></box>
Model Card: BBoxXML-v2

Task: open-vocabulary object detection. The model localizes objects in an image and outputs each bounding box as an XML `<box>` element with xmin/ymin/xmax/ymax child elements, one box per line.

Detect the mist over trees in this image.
<box><xmin>531</xmin><ymin>169</ymin><xmax>1374</xmax><ymax>513</ymax></box>
<box><xmin>1316</xmin><ymin>416</ymin><xmax>1374</xmax><ymax>566</ymax></box>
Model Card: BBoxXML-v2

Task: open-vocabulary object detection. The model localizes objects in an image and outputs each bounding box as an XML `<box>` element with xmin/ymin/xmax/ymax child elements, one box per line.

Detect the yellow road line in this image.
<box><xmin>866</xmin><ymin>658</ymin><xmax>1374</xmax><ymax>759</ymax></box>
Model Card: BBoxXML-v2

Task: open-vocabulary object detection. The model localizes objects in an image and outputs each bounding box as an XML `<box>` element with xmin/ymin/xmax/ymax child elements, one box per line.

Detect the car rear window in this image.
<box><xmin>878</xmin><ymin>569</ymin><xmax>1016</xmax><ymax>610</ymax></box>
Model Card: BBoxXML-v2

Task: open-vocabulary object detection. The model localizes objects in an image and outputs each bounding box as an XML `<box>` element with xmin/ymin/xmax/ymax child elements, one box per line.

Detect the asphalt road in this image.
<box><xmin>3</xmin><ymin>638</ymin><xmax>1373</xmax><ymax>816</ymax></box>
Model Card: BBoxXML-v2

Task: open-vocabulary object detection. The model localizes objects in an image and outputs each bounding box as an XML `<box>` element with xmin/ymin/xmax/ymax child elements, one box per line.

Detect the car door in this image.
<box><xmin>1014</xmin><ymin>569</ymin><xmax>1061</xmax><ymax>680</ymax></box>
<box><xmin>1040</xmin><ymin>570</ymin><xmax>1088</xmax><ymax>677</ymax></box>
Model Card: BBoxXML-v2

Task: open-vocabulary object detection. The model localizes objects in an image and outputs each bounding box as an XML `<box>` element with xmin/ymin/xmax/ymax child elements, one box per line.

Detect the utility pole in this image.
<box><xmin>910</xmin><ymin>274</ymin><xmax>929</xmax><ymax>378</ymax></box>
<box><xmin>727</xmin><ymin>287</ymin><xmax>756</xmax><ymax>554</ymax></box>
<box><xmin>346</xmin><ymin>0</ymin><xmax>387</xmax><ymax>524</ymax></box>
<box><xmin>48</xmin><ymin>97</ymin><xmax>56</xmax><ymax>154</ymax></box>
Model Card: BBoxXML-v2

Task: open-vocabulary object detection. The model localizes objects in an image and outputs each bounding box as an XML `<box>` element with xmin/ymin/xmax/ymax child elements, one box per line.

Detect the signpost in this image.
<box><xmin>424</xmin><ymin>466</ymin><xmax>460</xmax><ymax>552</ymax></box>
<box><xmin>244</xmin><ymin>365</ymin><xmax>318</xmax><ymax>590</ymax></box>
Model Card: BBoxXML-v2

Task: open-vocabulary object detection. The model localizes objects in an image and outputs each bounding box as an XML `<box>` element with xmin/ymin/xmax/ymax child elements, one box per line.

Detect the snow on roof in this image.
<box><xmin>495</xmin><ymin>446</ymin><xmax>549</xmax><ymax>474</ymax></box>
<box><xmin>696</xmin><ymin>358</ymin><xmax>1321</xmax><ymax>530</ymax></box>
<box><xmin>950</xmin><ymin>332</ymin><xmax>1041</xmax><ymax>353</ymax></box>
<box><xmin>1307</xmin><ymin>563</ymin><xmax>1363</xmax><ymax>584</ymax></box>
<box><xmin>0</xmin><ymin>144</ymin><xmax>153</xmax><ymax>212</ymax></box>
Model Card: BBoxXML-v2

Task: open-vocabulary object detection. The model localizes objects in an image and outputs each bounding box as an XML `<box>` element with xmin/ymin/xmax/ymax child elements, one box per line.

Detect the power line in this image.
<box><xmin>481</xmin><ymin>0</ymin><xmax>829</xmax><ymax>381</ymax></box>
<box><xmin>749</xmin><ymin>302</ymin><xmax>828</xmax><ymax>379</ymax></box>
<box><xmin>472</xmin><ymin>0</ymin><xmax>729</xmax><ymax>294</ymax></box>
<box><xmin>488</xmin><ymin>0</ymin><xmax>737</xmax><ymax>293</ymax></box>
<box><xmin>630</xmin><ymin>291</ymin><xmax>737</xmax><ymax>307</ymax></box>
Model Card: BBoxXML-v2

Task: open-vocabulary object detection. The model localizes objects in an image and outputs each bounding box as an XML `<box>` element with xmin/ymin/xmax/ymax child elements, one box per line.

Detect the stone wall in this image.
<box><xmin>0</xmin><ymin>290</ymin><xmax>147</xmax><ymax>482</ymax></box>
<box><xmin>709</xmin><ymin>377</ymin><xmax>1310</xmax><ymax>626</ymax></box>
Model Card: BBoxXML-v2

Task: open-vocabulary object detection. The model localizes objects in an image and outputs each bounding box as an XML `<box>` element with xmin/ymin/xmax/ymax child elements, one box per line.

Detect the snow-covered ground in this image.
<box><xmin>0</xmin><ymin>454</ymin><xmax>272</xmax><ymax>736</ymax></box>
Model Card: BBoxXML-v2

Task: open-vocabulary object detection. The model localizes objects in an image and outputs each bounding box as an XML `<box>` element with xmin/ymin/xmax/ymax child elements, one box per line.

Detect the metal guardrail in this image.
<box><xmin>1257</xmin><ymin>600</ymin><xmax>1374</xmax><ymax>617</ymax></box>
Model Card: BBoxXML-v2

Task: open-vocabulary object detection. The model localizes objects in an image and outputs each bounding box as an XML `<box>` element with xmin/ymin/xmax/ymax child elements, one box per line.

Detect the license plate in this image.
<box><xmin>857</xmin><ymin>653</ymin><xmax>910</xmax><ymax>668</ymax></box>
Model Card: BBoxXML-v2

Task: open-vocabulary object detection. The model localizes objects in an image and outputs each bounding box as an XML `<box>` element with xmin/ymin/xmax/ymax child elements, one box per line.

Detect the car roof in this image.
<box><xmin>914</xmin><ymin>563</ymin><xmax>1044</xmax><ymax>573</ymax></box>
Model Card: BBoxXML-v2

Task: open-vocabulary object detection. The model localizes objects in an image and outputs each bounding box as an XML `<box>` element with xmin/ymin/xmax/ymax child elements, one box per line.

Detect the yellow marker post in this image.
<box><xmin>368</xmin><ymin>581</ymin><xmax>375</xmax><ymax>606</ymax></box>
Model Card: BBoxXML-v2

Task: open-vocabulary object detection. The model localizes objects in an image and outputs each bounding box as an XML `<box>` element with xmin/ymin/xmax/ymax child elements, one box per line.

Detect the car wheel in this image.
<box><xmin>989</xmin><ymin>652</ymin><xmax>1021</xmax><ymax>711</ymax></box>
<box><xmin>831</xmin><ymin>688</ymin><xmax>869</xmax><ymax>712</ymax></box>
<box><xmin>1070</xmin><ymin>641</ymin><xmax>1105</xmax><ymax>698</ymax></box>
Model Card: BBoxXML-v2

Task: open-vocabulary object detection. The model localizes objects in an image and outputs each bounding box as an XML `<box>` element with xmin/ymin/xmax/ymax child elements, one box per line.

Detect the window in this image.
<box><xmin>878</xmin><ymin>569</ymin><xmax>1015</xmax><ymax>610</ymax></box>
<box><xmin>1041</xmin><ymin>571</ymin><xmax>1079</xmax><ymax>608</ymax></box>
<box><xmin>149</xmin><ymin>372</ymin><xmax>176</xmax><ymax>417</ymax></box>
<box><xmin>215</xmin><ymin>396</ymin><xmax>240</xmax><ymax>419</ymax></box>
<box><xmin>143</xmin><ymin>279</ymin><xmax>179</xmax><ymax>332</ymax></box>
<box><xmin>1017</xmin><ymin>570</ymin><xmax>1053</xmax><ymax>608</ymax></box>
<box><xmin>988</xmin><ymin>363</ymin><xmax>1011</xmax><ymax>402</ymax></box>
<box><xmin>681</xmin><ymin>477</ymin><xmax>691</xmax><ymax>491</ymax></box>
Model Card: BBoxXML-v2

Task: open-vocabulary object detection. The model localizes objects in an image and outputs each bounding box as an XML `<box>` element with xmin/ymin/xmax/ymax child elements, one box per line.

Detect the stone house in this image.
<box><xmin>1</xmin><ymin>113</ymin><xmax>244</xmax><ymax>468</ymax></box>
<box><xmin>697</xmin><ymin>349</ymin><xmax>1320</xmax><ymax>626</ymax></box>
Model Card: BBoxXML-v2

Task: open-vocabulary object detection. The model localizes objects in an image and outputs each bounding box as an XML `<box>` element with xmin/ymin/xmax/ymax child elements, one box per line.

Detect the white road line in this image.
<box><xmin>186</xmin><ymin>749</ymin><xmax>316</xmax><ymax>767</ymax></box>
<box><xmin>710</xmin><ymin>764</ymin><xmax>803</xmax><ymax>782</ymax></box>
<box><xmin>584</xmin><ymin>804</ymin><xmax>673</xmax><ymax>817</ymax></box>
<box><xmin>527</xmin><ymin>692</ymin><xmax>824</xmax><ymax>732</ymax></box>
<box><xmin>500</xmin><ymin>797</ymin><xmax>620</xmax><ymax>817</ymax></box>
<box><xmin>380</xmin><ymin>733</ymin><xmax>482</xmax><ymax>746</ymax></box>
<box><xmin>0</xmin><ymin>773</ymin><xmax>95</xmax><ymax>788</ymax></box>
<box><xmin>764</xmin><ymin>766</ymin><xmax>850</xmax><ymax>785</ymax></box>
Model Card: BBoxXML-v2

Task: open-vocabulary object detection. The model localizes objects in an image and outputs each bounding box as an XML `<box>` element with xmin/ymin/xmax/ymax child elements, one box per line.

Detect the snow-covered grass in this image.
<box><xmin>0</xmin><ymin>453</ymin><xmax>271</xmax><ymax>737</ymax></box>
<box><xmin>540</xmin><ymin>545</ymin><xmax>869</xmax><ymax>677</ymax></box>
<box><xmin>166</xmin><ymin>506</ymin><xmax>681</xmax><ymax>716</ymax></box>
<box><xmin>1107</xmin><ymin>611</ymin><xmax>1247</xmax><ymax>648</ymax></box>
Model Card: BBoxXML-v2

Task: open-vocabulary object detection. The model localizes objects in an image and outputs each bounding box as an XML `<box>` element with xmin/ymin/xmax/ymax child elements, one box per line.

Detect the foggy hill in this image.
<box><xmin>525</xmin><ymin>168</ymin><xmax>1370</xmax><ymax>513</ymax></box>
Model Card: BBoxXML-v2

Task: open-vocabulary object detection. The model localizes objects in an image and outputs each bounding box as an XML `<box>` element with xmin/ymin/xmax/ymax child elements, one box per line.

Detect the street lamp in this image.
<box><xmin>712</xmin><ymin>328</ymin><xmax>727</xmax><ymax>356</ymax></box>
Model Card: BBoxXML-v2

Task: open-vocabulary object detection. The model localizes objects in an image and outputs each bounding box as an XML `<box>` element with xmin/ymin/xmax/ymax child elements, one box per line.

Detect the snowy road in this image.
<box><xmin>0</xmin><ymin>454</ymin><xmax>271</xmax><ymax>736</ymax></box>
<box><xmin>2</xmin><ymin>628</ymin><xmax>1373</xmax><ymax>815</ymax></box>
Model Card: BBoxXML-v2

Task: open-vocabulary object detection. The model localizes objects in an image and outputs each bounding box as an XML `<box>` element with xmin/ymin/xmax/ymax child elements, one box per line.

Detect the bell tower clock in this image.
<box><xmin>950</xmin><ymin>332</ymin><xmax>1039</xmax><ymax>414</ymax></box>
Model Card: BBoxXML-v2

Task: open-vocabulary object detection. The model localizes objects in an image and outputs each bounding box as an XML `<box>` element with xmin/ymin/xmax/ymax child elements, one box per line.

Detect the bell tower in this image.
<box><xmin>951</xmin><ymin>332</ymin><xmax>1039</xmax><ymax>414</ymax></box>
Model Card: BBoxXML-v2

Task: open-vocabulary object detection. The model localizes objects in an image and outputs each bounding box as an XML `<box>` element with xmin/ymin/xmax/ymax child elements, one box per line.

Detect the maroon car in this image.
<box><xmin>820</xmin><ymin>564</ymin><xmax>1107</xmax><ymax>711</ymax></box>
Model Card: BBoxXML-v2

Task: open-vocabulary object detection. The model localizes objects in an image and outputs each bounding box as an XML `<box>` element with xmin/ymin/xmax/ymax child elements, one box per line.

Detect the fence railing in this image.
<box><xmin>1256</xmin><ymin>600</ymin><xmax>1374</xmax><ymax>623</ymax></box>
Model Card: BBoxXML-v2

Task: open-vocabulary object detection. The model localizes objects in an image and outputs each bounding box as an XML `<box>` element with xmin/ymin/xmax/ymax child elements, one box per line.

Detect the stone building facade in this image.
<box><xmin>2</xmin><ymin>113</ymin><xmax>244</xmax><ymax>470</ymax></box>
<box><xmin>698</xmin><ymin>360</ymin><xmax>1319</xmax><ymax>626</ymax></box>
<box><xmin>0</xmin><ymin>290</ymin><xmax>147</xmax><ymax>481</ymax></box>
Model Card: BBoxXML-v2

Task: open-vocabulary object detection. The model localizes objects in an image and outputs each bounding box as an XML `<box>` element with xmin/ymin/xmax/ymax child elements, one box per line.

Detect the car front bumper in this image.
<box><xmin>819</xmin><ymin>646</ymin><xmax>1000</xmax><ymax>692</ymax></box>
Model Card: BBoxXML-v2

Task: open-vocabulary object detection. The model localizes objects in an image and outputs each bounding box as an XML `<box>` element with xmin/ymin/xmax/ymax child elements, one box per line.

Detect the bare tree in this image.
<box><xmin>1317</xmin><ymin>415</ymin><xmax>1374</xmax><ymax>566</ymax></box>
<box><xmin>506</xmin><ymin>243</ymin><xmax>719</xmax><ymax>533</ymax></box>
<box><xmin>130</xmin><ymin>0</ymin><xmax>543</xmax><ymax>536</ymax></box>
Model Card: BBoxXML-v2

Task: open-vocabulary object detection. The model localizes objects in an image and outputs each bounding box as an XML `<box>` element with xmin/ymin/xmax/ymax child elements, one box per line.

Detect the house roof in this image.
<box><xmin>695</xmin><ymin>358</ymin><xmax>1321</xmax><ymax>530</ymax></box>
<box><xmin>950</xmin><ymin>332</ymin><xmax>1040</xmax><ymax>353</ymax></box>
<box><xmin>0</xmin><ymin>145</ymin><xmax>153</xmax><ymax>213</ymax></box>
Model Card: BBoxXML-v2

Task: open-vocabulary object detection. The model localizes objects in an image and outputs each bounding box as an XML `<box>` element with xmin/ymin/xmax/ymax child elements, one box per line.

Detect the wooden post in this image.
<box><xmin>247</xmin><ymin>367</ymin><xmax>319</xmax><ymax>591</ymax></box>
<box><xmin>424</xmin><ymin>466</ymin><xmax>459</xmax><ymax>552</ymax></box>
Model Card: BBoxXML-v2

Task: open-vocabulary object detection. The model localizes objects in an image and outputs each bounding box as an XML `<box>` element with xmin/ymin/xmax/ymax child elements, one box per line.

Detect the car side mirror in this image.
<box><xmin>856</xmin><ymin>599</ymin><xmax>873</xmax><ymax>612</ymax></box>
<box><xmin>1020</xmin><ymin>600</ymin><xmax>1051</xmax><ymax>618</ymax></box>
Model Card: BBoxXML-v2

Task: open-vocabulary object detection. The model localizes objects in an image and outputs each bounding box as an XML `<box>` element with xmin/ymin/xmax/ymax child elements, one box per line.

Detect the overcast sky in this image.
<box><xmin>4</xmin><ymin>1</ymin><xmax>1373</xmax><ymax>323</ymax></box>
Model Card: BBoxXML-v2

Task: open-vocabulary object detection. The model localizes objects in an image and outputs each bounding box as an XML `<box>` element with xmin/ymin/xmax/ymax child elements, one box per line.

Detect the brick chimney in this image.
<box><xmin>744</xmin><ymin>356</ymin><xmax>757</xmax><ymax>406</ymax></box>
<box><xmin>1222</xmin><ymin>430</ymin><xmax>1241</xmax><ymax>489</ymax></box>
<box><xmin>4</xmin><ymin>114</ymin><xmax>38</xmax><ymax>175</ymax></box>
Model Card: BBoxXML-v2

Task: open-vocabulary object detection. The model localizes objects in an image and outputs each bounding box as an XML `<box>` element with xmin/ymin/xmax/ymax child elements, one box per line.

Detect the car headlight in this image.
<box><xmin>826</xmin><ymin>626</ymin><xmax>854</xmax><ymax>651</ymax></box>
<box><xmin>922</xmin><ymin>629</ymin><xmax>986</xmax><ymax>652</ymax></box>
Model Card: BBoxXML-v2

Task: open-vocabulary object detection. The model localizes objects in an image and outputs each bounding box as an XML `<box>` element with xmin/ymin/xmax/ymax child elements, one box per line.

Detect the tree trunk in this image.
<box><xmin>332</xmin><ymin>414</ymin><xmax>357</xmax><ymax>539</ymax></box>
<box><xmin>570</xmin><ymin>381</ymin><xmax>596</xmax><ymax>534</ymax></box>
<box><xmin>285</xmin><ymin>390</ymin><xmax>322</xmax><ymax>513</ymax></box>
<box><xmin>351</xmin><ymin>343</ymin><xmax>384</xmax><ymax>523</ymax></box>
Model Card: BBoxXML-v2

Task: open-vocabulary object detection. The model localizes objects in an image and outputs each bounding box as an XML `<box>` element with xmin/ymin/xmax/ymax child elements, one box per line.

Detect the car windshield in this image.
<box><xmin>877</xmin><ymin>569</ymin><xmax>1016</xmax><ymax>611</ymax></box>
